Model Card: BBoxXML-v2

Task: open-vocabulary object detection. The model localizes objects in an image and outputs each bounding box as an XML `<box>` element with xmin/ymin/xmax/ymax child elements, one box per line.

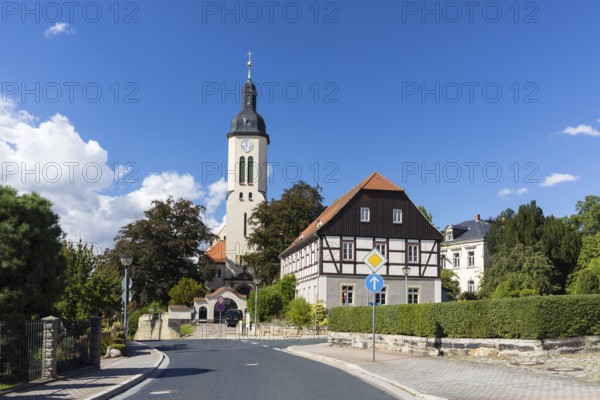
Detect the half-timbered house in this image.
<box><xmin>279</xmin><ymin>172</ymin><xmax>443</xmax><ymax>309</ymax></box>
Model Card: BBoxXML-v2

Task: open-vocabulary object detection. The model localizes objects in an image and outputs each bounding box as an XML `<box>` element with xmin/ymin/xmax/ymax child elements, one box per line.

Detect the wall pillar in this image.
<box><xmin>41</xmin><ymin>316</ymin><xmax>59</xmax><ymax>380</ymax></box>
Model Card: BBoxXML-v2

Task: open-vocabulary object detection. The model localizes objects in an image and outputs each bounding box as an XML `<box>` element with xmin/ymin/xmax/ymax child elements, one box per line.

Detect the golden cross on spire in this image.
<box><xmin>247</xmin><ymin>50</ymin><xmax>253</xmax><ymax>79</ymax></box>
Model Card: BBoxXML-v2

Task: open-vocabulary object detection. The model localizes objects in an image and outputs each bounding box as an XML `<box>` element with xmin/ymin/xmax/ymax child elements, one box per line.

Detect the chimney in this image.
<box><xmin>475</xmin><ymin>213</ymin><xmax>480</xmax><ymax>221</ymax></box>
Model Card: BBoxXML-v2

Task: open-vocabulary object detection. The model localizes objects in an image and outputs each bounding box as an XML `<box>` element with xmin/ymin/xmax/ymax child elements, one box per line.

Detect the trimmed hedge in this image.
<box><xmin>328</xmin><ymin>295</ymin><xmax>600</xmax><ymax>340</ymax></box>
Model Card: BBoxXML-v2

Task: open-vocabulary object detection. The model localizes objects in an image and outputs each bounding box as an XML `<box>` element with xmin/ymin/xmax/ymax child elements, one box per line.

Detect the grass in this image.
<box><xmin>0</xmin><ymin>382</ymin><xmax>17</xmax><ymax>391</ymax></box>
<box><xmin>180</xmin><ymin>324</ymin><xmax>195</xmax><ymax>336</ymax></box>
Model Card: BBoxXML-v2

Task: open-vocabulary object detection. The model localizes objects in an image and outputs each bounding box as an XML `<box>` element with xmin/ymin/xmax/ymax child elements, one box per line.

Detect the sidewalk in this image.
<box><xmin>287</xmin><ymin>343</ymin><xmax>600</xmax><ymax>400</ymax></box>
<box><xmin>3</xmin><ymin>341</ymin><xmax>165</xmax><ymax>400</ymax></box>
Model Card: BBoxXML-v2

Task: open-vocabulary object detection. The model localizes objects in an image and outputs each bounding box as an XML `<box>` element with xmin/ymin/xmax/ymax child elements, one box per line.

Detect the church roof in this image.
<box><xmin>280</xmin><ymin>172</ymin><xmax>404</xmax><ymax>255</ymax></box>
<box><xmin>228</xmin><ymin>78</ymin><xmax>270</xmax><ymax>143</ymax></box>
<box><xmin>205</xmin><ymin>240</ymin><xmax>226</xmax><ymax>263</ymax></box>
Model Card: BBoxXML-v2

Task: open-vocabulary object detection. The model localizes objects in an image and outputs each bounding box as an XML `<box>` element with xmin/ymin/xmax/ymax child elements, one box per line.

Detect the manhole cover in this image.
<box><xmin>511</xmin><ymin>361</ymin><xmax>545</xmax><ymax>366</ymax></box>
<box><xmin>146</xmin><ymin>389</ymin><xmax>179</xmax><ymax>395</ymax></box>
<box><xmin>547</xmin><ymin>367</ymin><xmax>583</xmax><ymax>372</ymax></box>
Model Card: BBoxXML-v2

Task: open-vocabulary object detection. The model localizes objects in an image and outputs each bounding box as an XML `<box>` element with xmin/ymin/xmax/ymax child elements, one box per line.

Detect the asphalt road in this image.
<box><xmin>120</xmin><ymin>338</ymin><xmax>399</xmax><ymax>400</ymax></box>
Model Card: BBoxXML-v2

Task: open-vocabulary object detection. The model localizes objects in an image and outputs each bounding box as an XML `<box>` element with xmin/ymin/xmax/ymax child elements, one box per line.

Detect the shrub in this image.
<box><xmin>180</xmin><ymin>324</ymin><xmax>194</xmax><ymax>336</ymax></box>
<box><xmin>286</xmin><ymin>298</ymin><xmax>312</xmax><ymax>328</ymax></box>
<box><xmin>328</xmin><ymin>295</ymin><xmax>600</xmax><ymax>340</ymax></box>
<box><xmin>575</xmin><ymin>269</ymin><xmax>600</xmax><ymax>294</ymax></box>
<box><xmin>110</xmin><ymin>343</ymin><xmax>127</xmax><ymax>356</ymax></box>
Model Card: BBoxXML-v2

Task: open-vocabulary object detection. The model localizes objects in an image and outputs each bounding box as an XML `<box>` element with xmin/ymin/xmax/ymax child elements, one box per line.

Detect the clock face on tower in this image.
<box><xmin>240</xmin><ymin>139</ymin><xmax>253</xmax><ymax>153</ymax></box>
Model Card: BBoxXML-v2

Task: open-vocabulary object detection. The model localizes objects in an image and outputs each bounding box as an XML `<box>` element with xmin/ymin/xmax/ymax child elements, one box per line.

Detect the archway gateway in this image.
<box><xmin>193</xmin><ymin>287</ymin><xmax>248</xmax><ymax>323</ymax></box>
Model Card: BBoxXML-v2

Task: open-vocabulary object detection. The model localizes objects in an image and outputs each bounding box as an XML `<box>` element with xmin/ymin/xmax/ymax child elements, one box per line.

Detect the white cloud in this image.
<box><xmin>497</xmin><ymin>187</ymin><xmax>528</xmax><ymax>199</ymax></box>
<box><xmin>44</xmin><ymin>22</ymin><xmax>76</xmax><ymax>38</ymax></box>
<box><xmin>562</xmin><ymin>124</ymin><xmax>600</xmax><ymax>137</ymax></box>
<box><xmin>0</xmin><ymin>100</ymin><xmax>226</xmax><ymax>251</ymax></box>
<box><xmin>540</xmin><ymin>173</ymin><xmax>580</xmax><ymax>187</ymax></box>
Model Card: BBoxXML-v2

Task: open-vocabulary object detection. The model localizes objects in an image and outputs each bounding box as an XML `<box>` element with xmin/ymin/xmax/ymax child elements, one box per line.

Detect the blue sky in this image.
<box><xmin>1</xmin><ymin>0</ymin><xmax>599</xmax><ymax>249</ymax></box>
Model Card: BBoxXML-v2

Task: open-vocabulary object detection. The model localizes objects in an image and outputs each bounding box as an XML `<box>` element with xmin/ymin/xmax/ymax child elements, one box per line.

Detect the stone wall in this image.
<box><xmin>134</xmin><ymin>313</ymin><xmax>181</xmax><ymax>341</ymax></box>
<box><xmin>329</xmin><ymin>332</ymin><xmax>600</xmax><ymax>358</ymax></box>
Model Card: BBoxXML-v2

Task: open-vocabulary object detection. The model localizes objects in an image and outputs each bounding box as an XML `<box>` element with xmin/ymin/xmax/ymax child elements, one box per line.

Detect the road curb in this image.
<box><xmin>286</xmin><ymin>346</ymin><xmax>447</xmax><ymax>400</ymax></box>
<box><xmin>84</xmin><ymin>342</ymin><xmax>167</xmax><ymax>400</ymax></box>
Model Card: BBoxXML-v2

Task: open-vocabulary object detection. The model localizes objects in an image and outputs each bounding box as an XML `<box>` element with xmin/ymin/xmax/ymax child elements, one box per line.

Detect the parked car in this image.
<box><xmin>225</xmin><ymin>309</ymin><xmax>243</xmax><ymax>327</ymax></box>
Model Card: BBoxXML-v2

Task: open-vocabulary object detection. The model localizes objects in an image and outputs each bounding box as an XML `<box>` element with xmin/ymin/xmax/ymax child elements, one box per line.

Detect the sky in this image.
<box><xmin>1</xmin><ymin>0</ymin><xmax>599</xmax><ymax>252</ymax></box>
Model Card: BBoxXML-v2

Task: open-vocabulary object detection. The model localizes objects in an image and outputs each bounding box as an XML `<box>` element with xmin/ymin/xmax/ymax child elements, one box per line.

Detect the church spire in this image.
<box><xmin>247</xmin><ymin>50</ymin><xmax>253</xmax><ymax>79</ymax></box>
<box><xmin>228</xmin><ymin>52</ymin><xmax>269</xmax><ymax>142</ymax></box>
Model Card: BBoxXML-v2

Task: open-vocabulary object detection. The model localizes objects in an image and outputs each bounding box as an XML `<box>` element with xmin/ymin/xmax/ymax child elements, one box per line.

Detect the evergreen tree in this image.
<box><xmin>0</xmin><ymin>186</ymin><xmax>66</xmax><ymax>320</ymax></box>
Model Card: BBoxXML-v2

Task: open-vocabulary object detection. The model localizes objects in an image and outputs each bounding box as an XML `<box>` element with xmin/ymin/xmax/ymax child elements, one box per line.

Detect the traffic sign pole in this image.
<box><xmin>372</xmin><ymin>292</ymin><xmax>376</xmax><ymax>362</ymax></box>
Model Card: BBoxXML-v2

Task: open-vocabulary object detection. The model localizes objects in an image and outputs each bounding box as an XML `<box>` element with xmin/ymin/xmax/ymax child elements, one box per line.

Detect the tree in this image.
<box><xmin>418</xmin><ymin>205</ymin><xmax>433</xmax><ymax>224</ymax></box>
<box><xmin>54</xmin><ymin>241</ymin><xmax>120</xmax><ymax>321</ymax></box>
<box><xmin>480</xmin><ymin>243</ymin><xmax>557</xmax><ymax>298</ymax></box>
<box><xmin>575</xmin><ymin>268</ymin><xmax>600</xmax><ymax>294</ymax></box>
<box><xmin>441</xmin><ymin>269</ymin><xmax>461</xmax><ymax>301</ymax></box>
<box><xmin>110</xmin><ymin>197</ymin><xmax>215</xmax><ymax>307</ymax></box>
<box><xmin>168</xmin><ymin>277</ymin><xmax>205</xmax><ymax>306</ymax></box>
<box><xmin>0</xmin><ymin>186</ymin><xmax>66</xmax><ymax>320</ymax></box>
<box><xmin>573</xmin><ymin>195</ymin><xmax>600</xmax><ymax>236</ymax></box>
<box><xmin>540</xmin><ymin>216</ymin><xmax>581</xmax><ymax>291</ymax></box>
<box><xmin>576</xmin><ymin>233</ymin><xmax>600</xmax><ymax>274</ymax></box>
<box><xmin>275</xmin><ymin>274</ymin><xmax>297</xmax><ymax>308</ymax></box>
<box><xmin>245</xmin><ymin>181</ymin><xmax>325</xmax><ymax>284</ymax></box>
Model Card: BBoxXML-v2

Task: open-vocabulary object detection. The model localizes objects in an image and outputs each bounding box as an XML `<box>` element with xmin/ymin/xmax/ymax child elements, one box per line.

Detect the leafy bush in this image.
<box><xmin>127</xmin><ymin>301</ymin><xmax>165</xmax><ymax>339</ymax></box>
<box><xmin>286</xmin><ymin>298</ymin><xmax>312</xmax><ymax>328</ymax></box>
<box><xmin>329</xmin><ymin>295</ymin><xmax>600</xmax><ymax>340</ymax></box>
<box><xmin>180</xmin><ymin>324</ymin><xmax>194</xmax><ymax>336</ymax></box>
<box><xmin>311</xmin><ymin>301</ymin><xmax>328</xmax><ymax>327</ymax></box>
<box><xmin>248</xmin><ymin>286</ymin><xmax>284</xmax><ymax>322</ymax></box>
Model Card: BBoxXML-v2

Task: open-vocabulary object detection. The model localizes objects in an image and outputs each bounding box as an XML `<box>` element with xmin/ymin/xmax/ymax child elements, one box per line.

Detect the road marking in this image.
<box><xmin>273</xmin><ymin>347</ymin><xmax>281</xmax><ymax>351</ymax></box>
<box><xmin>246</xmin><ymin>363</ymin><xmax>259</xmax><ymax>366</ymax></box>
<box><xmin>251</xmin><ymin>342</ymin><xmax>259</xmax><ymax>345</ymax></box>
<box><xmin>241</xmin><ymin>339</ymin><xmax>247</xmax><ymax>342</ymax></box>
<box><xmin>261</xmin><ymin>345</ymin><xmax>269</xmax><ymax>348</ymax></box>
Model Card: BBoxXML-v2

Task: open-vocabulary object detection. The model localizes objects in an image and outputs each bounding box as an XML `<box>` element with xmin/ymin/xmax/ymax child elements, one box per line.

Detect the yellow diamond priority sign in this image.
<box><xmin>363</xmin><ymin>248</ymin><xmax>387</xmax><ymax>273</ymax></box>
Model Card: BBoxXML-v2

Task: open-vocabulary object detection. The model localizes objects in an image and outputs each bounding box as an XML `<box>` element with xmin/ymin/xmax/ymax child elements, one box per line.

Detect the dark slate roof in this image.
<box><xmin>445</xmin><ymin>219</ymin><xmax>490</xmax><ymax>242</ymax></box>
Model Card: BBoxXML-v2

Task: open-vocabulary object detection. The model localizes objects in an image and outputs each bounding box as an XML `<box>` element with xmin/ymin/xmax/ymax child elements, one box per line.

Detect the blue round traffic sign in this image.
<box><xmin>365</xmin><ymin>273</ymin><xmax>384</xmax><ymax>293</ymax></box>
<box><xmin>216</xmin><ymin>303</ymin><xmax>225</xmax><ymax>312</ymax></box>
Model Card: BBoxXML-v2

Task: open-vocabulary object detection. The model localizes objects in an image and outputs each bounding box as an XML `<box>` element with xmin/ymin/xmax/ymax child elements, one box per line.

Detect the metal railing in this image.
<box><xmin>0</xmin><ymin>321</ymin><xmax>44</xmax><ymax>388</ymax></box>
<box><xmin>56</xmin><ymin>320</ymin><xmax>91</xmax><ymax>374</ymax></box>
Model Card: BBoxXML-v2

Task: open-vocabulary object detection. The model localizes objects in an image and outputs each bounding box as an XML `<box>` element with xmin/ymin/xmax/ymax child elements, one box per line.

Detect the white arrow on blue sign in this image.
<box><xmin>365</xmin><ymin>273</ymin><xmax>384</xmax><ymax>293</ymax></box>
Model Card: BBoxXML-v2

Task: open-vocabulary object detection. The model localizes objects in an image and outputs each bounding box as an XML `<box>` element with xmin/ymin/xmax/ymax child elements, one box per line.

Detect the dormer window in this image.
<box><xmin>360</xmin><ymin>207</ymin><xmax>370</xmax><ymax>222</ymax></box>
<box><xmin>445</xmin><ymin>229</ymin><xmax>452</xmax><ymax>241</ymax></box>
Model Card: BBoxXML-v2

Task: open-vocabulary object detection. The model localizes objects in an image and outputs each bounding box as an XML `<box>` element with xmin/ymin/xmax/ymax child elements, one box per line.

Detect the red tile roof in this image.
<box><xmin>205</xmin><ymin>240</ymin><xmax>226</xmax><ymax>263</ymax></box>
<box><xmin>281</xmin><ymin>172</ymin><xmax>404</xmax><ymax>255</ymax></box>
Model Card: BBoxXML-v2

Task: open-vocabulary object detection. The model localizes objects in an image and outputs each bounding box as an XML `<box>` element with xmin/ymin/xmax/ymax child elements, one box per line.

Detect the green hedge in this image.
<box><xmin>328</xmin><ymin>295</ymin><xmax>600</xmax><ymax>339</ymax></box>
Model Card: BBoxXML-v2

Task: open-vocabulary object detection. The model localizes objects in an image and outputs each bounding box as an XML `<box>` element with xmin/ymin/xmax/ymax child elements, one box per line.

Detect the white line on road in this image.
<box><xmin>261</xmin><ymin>345</ymin><xmax>269</xmax><ymax>348</ymax></box>
<box><xmin>273</xmin><ymin>348</ymin><xmax>281</xmax><ymax>351</ymax></box>
<box><xmin>246</xmin><ymin>363</ymin><xmax>259</xmax><ymax>366</ymax></box>
<box><xmin>251</xmin><ymin>342</ymin><xmax>259</xmax><ymax>345</ymax></box>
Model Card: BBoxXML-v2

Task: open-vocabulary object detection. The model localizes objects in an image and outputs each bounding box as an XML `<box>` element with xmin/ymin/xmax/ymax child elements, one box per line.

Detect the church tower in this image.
<box><xmin>225</xmin><ymin>52</ymin><xmax>269</xmax><ymax>273</ymax></box>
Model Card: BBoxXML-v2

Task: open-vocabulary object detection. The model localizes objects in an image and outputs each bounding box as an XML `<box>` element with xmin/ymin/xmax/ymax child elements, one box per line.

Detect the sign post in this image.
<box><xmin>363</xmin><ymin>248</ymin><xmax>387</xmax><ymax>362</ymax></box>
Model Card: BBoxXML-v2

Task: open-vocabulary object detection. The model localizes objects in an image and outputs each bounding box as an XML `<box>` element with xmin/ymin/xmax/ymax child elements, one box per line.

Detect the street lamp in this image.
<box><xmin>120</xmin><ymin>253</ymin><xmax>133</xmax><ymax>340</ymax></box>
<box><xmin>402</xmin><ymin>266</ymin><xmax>410</xmax><ymax>304</ymax></box>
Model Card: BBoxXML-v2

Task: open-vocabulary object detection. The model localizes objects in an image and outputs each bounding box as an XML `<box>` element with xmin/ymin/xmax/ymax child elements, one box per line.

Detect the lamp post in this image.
<box><xmin>402</xmin><ymin>266</ymin><xmax>410</xmax><ymax>304</ymax></box>
<box><xmin>253</xmin><ymin>277</ymin><xmax>260</xmax><ymax>337</ymax></box>
<box><xmin>120</xmin><ymin>253</ymin><xmax>133</xmax><ymax>340</ymax></box>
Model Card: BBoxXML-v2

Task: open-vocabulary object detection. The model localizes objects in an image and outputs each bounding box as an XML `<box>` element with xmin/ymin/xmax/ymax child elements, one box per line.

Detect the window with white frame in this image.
<box><xmin>342</xmin><ymin>241</ymin><xmax>354</xmax><ymax>261</ymax></box>
<box><xmin>408</xmin><ymin>287</ymin><xmax>419</xmax><ymax>304</ymax></box>
<box><xmin>468</xmin><ymin>280</ymin><xmax>475</xmax><ymax>293</ymax></box>
<box><xmin>445</xmin><ymin>230</ymin><xmax>452</xmax><ymax>241</ymax></box>
<box><xmin>375</xmin><ymin>242</ymin><xmax>387</xmax><ymax>258</ymax></box>
<box><xmin>341</xmin><ymin>285</ymin><xmax>354</xmax><ymax>305</ymax></box>
<box><xmin>360</xmin><ymin>207</ymin><xmax>370</xmax><ymax>222</ymax></box>
<box><xmin>453</xmin><ymin>252</ymin><xmax>460</xmax><ymax>268</ymax></box>
<box><xmin>393</xmin><ymin>209</ymin><xmax>403</xmax><ymax>224</ymax></box>
<box><xmin>468</xmin><ymin>251</ymin><xmax>475</xmax><ymax>267</ymax></box>
<box><xmin>408</xmin><ymin>244</ymin><xmax>419</xmax><ymax>263</ymax></box>
<box><xmin>375</xmin><ymin>287</ymin><xmax>387</xmax><ymax>305</ymax></box>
